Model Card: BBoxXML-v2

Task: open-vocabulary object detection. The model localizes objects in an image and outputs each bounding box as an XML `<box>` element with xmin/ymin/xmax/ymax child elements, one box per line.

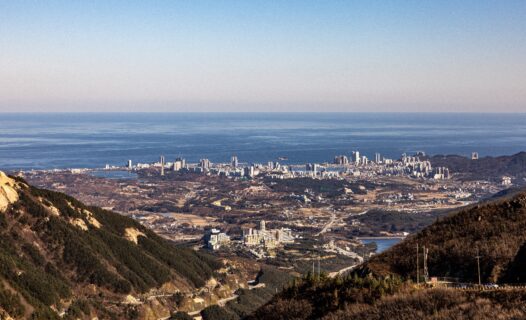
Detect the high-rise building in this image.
<box><xmin>353</xmin><ymin>151</ymin><xmax>360</xmax><ymax>165</ymax></box>
<box><xmin>375</xmin><ymin>153</ymin><xmax>381</xmax><ymax>164</ymax></box>
<box><xmin>305</xmin><ymin>163</ymin><xmax>319</xmax><ymax>175</ymax></box>
<box><xmin>361</xmin><ymin>156</ymin><xmax>368</xmax><ymax>165</ymax></box>
<box><xmin>127</xmin><ymin>160</ymin><xmax>132</xmax><ymax>169</ymax></box>
<box><xmin>160</xmin><ymin>155</ymin><xmax>165</xmax><ymax>176</ymax></box>
<box><xmin>173</xmin><ymin>160</ymin><xmax>182</xmax><ymax>171</ymax></box>
<box><xmin>176</xmin><ymin>157</ymin><xmax>186</xmax><ymax>168</ymax></box>
<box><xmin>200</xmin><ymin>159</ymin><xmax>211</xmax><ymax>170</ymax></box>
<box><xmin>242</xmin><ymin>220</ymin><xmax>294</xmax><ymax>247</ymax></box>
<box><xmin>433</xmin><ymin>167</ymin><xmax>450</xmax><ymax>180</ymax></box>
<box><xmin>206</xmin><ymin>228</ymin><xmax>231</xmax><ymax>250</ymax></box>
<box><xmin>231</xmin><ymin>155</ymin><xmax>238</xmax><ymax>168</ymax></box>
<box><xmin>334</xmin><ymin>155</ymin><xmax>349</xmax><ymax>165</ymax></box>
<box><xmin>244</xmin><ymin>165</ymin><xmax>255</xmax><ymax>178</ymax></box>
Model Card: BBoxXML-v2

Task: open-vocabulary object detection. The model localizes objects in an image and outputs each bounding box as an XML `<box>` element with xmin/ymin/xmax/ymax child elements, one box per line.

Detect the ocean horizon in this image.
<box><xmin>1</xmin><ymin>112</ymin><xmax>525</xmax><ymax>170</ymax></box>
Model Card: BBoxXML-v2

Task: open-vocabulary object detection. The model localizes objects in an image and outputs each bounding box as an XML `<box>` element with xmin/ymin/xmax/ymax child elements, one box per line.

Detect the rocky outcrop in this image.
<box><xmin>0</xmin><ymin>171</ymin><xmax>19</xmax><ymax>212</ymax></box>
<box><xmin>124</xmin><ymin>227</ymin><xmax>146</xmax><ymax>244</ymax></box>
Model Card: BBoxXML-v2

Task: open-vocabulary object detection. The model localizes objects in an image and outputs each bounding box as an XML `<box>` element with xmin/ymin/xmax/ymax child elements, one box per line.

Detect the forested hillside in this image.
<box><xmin>252</xmin><ymin>189</ymin><xmax>526</xmax><ymax>320</ymax></box>
<box><xmin>364</xmin><ymin>190</ymin><xmax>526</xmax><ymax>283</ymax></box>
<box><xmin>0</xmin><ymin>172</ymin><xmax>220</xmax><ymax>319</ymax></box>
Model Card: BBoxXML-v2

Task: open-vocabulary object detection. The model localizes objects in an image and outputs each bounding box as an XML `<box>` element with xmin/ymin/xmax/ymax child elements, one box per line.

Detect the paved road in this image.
<box><xmin>217</xmin><ymin>294</ymin><xmax>239</xmax><ymax>307</ymax></box>
<box><xmin>316</xmin><ymin>210</ymin><xmax>336</xmax><ymax>236</ymax></box>
<box><xmin>328</xmin><ymin>264</ymin><xmax>358</xmax><ymax>278</ymax></box>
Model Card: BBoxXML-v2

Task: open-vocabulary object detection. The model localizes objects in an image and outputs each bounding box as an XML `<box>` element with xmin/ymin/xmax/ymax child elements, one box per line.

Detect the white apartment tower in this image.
<box><xmin>231</xmin><ymin>155</ymin><xmax>239</xmax><ymax>168</ymax></box>
<box><xmin>353</xmin><ymin>151</ymin><xmax>360</xmax><ymax>165</ymax></box>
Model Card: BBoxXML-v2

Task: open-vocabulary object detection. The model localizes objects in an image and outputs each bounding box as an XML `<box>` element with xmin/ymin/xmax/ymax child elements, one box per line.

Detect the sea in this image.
<box><xmin>1</xmin><ymin>112</ymin><xmax>526</xmax><ymax>170</ymax></box>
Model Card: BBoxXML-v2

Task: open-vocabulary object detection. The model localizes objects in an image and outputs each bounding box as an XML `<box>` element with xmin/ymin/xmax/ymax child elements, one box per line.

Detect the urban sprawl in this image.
<box><xmin>24</xmin><ymin>150</ymin><xmax>515</xmax><ymax>273</ymax></box>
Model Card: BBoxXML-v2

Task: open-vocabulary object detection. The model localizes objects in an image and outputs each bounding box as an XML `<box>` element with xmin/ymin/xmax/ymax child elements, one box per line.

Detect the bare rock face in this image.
<box><xmin>0</xmin><ymin>171</ymin><xmax>19</xmax><ymax>212</ymax></box>
<box><xmin>124</xmin><ymin>227</ymin><xmax>147</xmax><ymax>244</ymax></box>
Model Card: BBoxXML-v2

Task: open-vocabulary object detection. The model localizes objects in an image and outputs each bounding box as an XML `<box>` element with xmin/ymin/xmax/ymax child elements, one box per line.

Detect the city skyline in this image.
<box><xmin>1</xmin><ymin>1</ymin><xmax>525</xmax><ymax>113</ymax></box>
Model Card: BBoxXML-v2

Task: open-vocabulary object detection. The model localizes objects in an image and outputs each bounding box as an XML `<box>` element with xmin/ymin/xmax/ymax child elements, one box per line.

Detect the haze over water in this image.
<box><xmin>0</xmin><ymin>113</ymin><xmax>525</xmax><ymax>170</ymax></box>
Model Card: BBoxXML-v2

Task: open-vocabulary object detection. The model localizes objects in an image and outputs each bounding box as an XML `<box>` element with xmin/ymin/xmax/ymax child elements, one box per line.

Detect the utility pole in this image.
<box><xmin>476</xmin><ymin>248</ymin><xmax>482</xmax><ymax>286</ymax></box>
<box><xmin>416</xmin><ymin>243</ymin><xmax>420</xmax><ymax>285</ymax></box>
<box><xmin>423</xmin><ymin>246</ymin><xmax>429</xmax><ymax>283</ymax></box>
<box><xmin>318</xmin><ymin>255</ymin><xmax>321</xmax><ymax>277</ymax></box>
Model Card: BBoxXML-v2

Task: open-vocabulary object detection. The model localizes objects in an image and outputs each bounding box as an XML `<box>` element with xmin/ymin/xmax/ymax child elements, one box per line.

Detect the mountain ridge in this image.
<box><xmin>0</xmin><ymin>172</ymin><xmax>221</xmax><ymax>319</ymax></box>
<box><xmin>427</xmin><ymin>151</ymin><xmax>526</xmax><ymax>183</ymax></box>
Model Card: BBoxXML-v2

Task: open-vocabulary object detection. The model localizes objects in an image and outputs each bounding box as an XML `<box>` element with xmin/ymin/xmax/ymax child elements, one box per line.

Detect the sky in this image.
<box><xmin>0</xmin><ymin>0</ymin><xmax>525</xmax><ymax>112</ymax></box>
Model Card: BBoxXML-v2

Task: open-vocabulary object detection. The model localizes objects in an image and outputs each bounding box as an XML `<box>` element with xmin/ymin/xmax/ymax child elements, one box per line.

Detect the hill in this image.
<box><xmin>0</xmin><ymin>172</ymin><xmax>221</xmax><ymax>319</ymax></box>
<box><xmin>427</xmin><ymin>152</ymin><xmax>526</xmax><ymax>183</ymax></box>
<box><xmin>250</xmin><ymin>274</ymin><xmax>526</xmax><ymax>320</ymax></box>
<box><xmin>251</xmin><ymin>189</ymin><xmax>526</xmax><ymax>320</ymax></box>
<box><xmin>363</xmin><ymin>189</ymin><xmax>526</xmax><ymax>283</ymax></box>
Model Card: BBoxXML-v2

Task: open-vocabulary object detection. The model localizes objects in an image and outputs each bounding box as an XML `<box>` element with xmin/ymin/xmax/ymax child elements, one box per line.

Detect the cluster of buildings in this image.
<box><xmin>331</xmin><ymin>151</ymin><xmax>449</xmax><ymax>180</ymax></box>
<box><xmin>333</xmin><ymin>155</ymin><xmax>349</xmax><ymax>165</ymax></box>
<box><xmin>242</xmin><ymin>220</ymin><xmax>294</xmax><ymax>249</ymax></box>
<box><xmin>334</xmin><ymin>152</ymin><xmax>394</xmax><ymax>166</ymax></box>
<box><xmin>400</xmin><ymin>154</ymin><xmax>450</xmax><ymax>180</ymax></box>
<box><xmin>433</xmin><ymin>167</ymin><xmax>451</xmax><ymax>180</ymax></box>
<box><xmin>401</xmin><ymin>154</ymin><xmax>433</xmax><ymax>178</ymax></box>
<box><xmin>204</xmin><ymin>220</ymin><xmax>295</xmax><ymax>255</ymax></box>
<box><xmin>125</xmin><ymin>156</ymin><xmax>187</xmax><ymax>172</ymax></box>
<box><xmin>118</xmin><ymin>150</ymin><xmax>455</xmax><ymax>182</ymax></box>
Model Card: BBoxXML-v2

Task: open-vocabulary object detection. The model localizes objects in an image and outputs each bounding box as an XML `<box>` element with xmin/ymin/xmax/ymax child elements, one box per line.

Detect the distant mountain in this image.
<box><xmin>251</xmin><ymin>189</ymin><xmax>526</xmax><ymax>320</ymax></box>
<box><xmin>0</xmin><ymin>172</ymin><xmax>220</xmax><ymax>319</ymax></box>
<box><xmin>427</xmin><ymin>151</ymin><xmax>526</xmax><ymax>183</ymax></box>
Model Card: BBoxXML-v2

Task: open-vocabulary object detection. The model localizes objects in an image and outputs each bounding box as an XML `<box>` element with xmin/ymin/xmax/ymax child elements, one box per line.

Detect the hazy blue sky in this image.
<box><xmin>1</xmin><ymin>1</ymin><xmax>525</xmax><ymax>112</ymax></box>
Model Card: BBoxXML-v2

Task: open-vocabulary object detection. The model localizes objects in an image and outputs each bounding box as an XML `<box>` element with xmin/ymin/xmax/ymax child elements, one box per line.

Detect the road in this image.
<box><xmin>328</xmin><ymin>264</ymin><xmax>358</xmax><ymax>278</ymax></box>
<box><xmin>316</xmin><ymin>210</ymin><xmax>336</xmax><ymax>236</ymax></box>
<box><xmin>217</xmin><ymin>294</ymin><xmax>239</xmax><ymax>307</ymax></box>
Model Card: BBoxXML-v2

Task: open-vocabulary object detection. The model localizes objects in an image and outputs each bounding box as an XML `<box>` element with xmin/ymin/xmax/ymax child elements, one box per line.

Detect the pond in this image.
<box><xmin>361</xmin><ymin>238</ymin><xmax>402</xmax><ymax>253</ymax></box>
